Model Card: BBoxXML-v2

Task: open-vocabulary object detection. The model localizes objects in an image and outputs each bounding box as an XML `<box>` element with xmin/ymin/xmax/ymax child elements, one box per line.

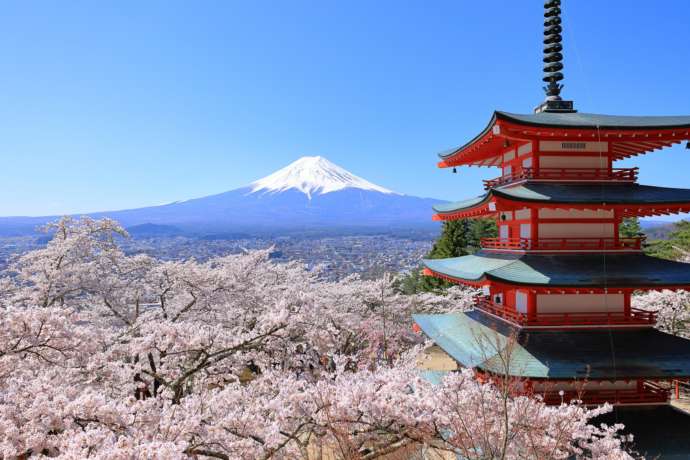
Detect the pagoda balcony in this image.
<box><xmin>480</xmin><ymin>237</ymin><xmax>644</xmax><ymax>252</ymax></box>
<box><xmin>540</xmin><ymin>382</ymin><xmax>669</xmax><ymax>406</ymax></box>
<box><xmin>475</xmin><ymin>297</ymin><xmax>657</xmax><ymax>328</ymax></box>
<box><xmin>483</xmin><ymin>167</ymin><xmax>639</xmax><ymax>190</ymax></box>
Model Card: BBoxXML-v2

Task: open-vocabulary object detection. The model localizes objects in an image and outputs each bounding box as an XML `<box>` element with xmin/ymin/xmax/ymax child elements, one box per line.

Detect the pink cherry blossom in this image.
<box><xmin>0</xmin><ymin>218</ymin><xmax>634</xmax><ymax>459</ymax></box>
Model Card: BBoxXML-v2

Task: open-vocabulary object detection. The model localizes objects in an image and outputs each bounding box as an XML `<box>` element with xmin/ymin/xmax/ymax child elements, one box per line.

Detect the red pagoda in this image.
<box><xmin>413</xmin><ymin>0</ymin><xmax>690</xmax><ymax>408</ymax></box>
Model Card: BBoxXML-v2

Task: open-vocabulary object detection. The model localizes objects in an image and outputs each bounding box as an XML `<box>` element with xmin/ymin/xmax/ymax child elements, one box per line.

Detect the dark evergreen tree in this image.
<box><xmin>398</xmin><ymin>219</ymin><xmax>497</xmax><ymax>293</ymax></box>
<box><xmin>619</xmin><ymin>217</ymin><xmax>644</xmax><ymax>239</ymax></box>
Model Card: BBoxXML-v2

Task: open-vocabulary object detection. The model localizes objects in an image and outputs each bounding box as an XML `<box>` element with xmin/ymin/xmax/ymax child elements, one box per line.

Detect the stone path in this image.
<box><xmin>672</xmin><ymin>397</ymin><xmax>690</xmax><ymax>413</ymax></box>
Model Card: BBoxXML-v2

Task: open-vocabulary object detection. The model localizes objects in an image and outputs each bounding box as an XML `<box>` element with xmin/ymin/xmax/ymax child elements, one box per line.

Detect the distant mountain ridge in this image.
<box><xmin>640</xmin><ymin>220</ymin><xmax>680</xmax><ymax>240</ymax></box>
<box><xmin>0</xmin><ymin>156</ymin><xmax>442</xmax><ymax>236</ymax></box>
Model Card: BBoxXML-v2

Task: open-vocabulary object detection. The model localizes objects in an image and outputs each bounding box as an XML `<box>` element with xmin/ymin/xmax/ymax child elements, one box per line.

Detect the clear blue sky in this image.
<box><xmin>1</xmin><ymin>0</ymin><xmax>689</xmax><ymax>216</ymax></box>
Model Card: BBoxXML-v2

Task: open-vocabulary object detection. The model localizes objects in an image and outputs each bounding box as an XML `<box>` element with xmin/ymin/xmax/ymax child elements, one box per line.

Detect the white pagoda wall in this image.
<box><xmin>498</xmin><ymin>208</ymin><xmax>532</xmax><ymax>221</ymax></box>
<box><xmin>536</xmin><ymin>293</ymin><xmax>624</xmax><ymax>314</ymax></box>
<box><xmin>538</xmin><ymin>209</ymin><xmax>613</xmax><ymax>219</ymax></box>
<box><xmin>533</xmin><ymin>380</ymin><xmax>637</xmax><ymax>392</ymax></box>
<box><xmin>538</xmin><ymin>222</ymin><xmax>615</xmax><ymax>239</ymax></box>
<box><xmin>582</xmin><ymin>380</ymin><xmax>637</xmax><ymax>391</ymax></box>
<box><xmin>514</xmin><ymin>208</ymin><xmax>531</xmax><ymax>220</ymax></box>
<box><xmin>538</xmin><ymin>155</ymin><xmax>608</xmax><ymax>169</ymax></box>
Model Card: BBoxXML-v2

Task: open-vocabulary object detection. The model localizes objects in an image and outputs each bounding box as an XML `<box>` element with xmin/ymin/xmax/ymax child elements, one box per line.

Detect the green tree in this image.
<box><xmin>398</xmin><ymin>219</ymin><xmax>497</xmax><ymax>294</ymax></box>
<box><xmin>619</xmin><ymin>217</ymin><xmax>644</xmax><ymax>239</ymax></box>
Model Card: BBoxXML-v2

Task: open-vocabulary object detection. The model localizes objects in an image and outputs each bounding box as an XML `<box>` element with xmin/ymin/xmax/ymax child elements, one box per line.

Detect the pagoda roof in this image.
<box><xmin>433</xmin><ymin>182</ymin><xmax>690</xmax><ymax>219</ymax></box>
<box><xmin>494</xmin><ymin>111</ymin><xmax>690</xmax><ymax>131</ymax></box>
<box><xmin>413</xmin><ymin>309</ymin><xmax>690</xmax><ymax>379</ymax></box>
<box><xmin>439</xmin><ymin>111</ymin><xmax>690</xmax><ymax>168</ymax></box>
<box><xmin>422</xmin><ymin>251</ymin><xmax>690</xmax><ymax>288</ymax></box>
<box><xmin>594</xmin><ymin>406</ymin><xmax>690</xmax><ymax>459</ymax></box>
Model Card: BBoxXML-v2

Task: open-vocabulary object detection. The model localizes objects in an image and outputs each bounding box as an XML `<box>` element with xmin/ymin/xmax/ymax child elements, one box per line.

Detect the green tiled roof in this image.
<box><xmin>422</xmin><ymin>252</ymin><xmax>690</xmax><ymax>287</ymax></box>
<box><xmin>433</xmin><ymin>183</ymin><xmax>690</xmax><ymax>214</ymax></box>
<box><xmin>412</xmin><ymin>311</ymin><xmax>549</xmax><ymax>377</ymax></box>
<box><xmin>423</xmin><ymin>253</ymin><xmax>519</xmax><ymax>282</ymax></box>
<box><xmin>413</xmin><ymin>310</ymin><xmax>690</xmax><ymax>379</ymax></box>
<box><xmin>497</xmin><ymin>111</ymin><xmax>690</xmax><ymax>130</ymax></box>
<box><xmin>438</xmin><ymin>111</ymin><xmax>690</xmax><ymax>159</ymax></box>
<box><xmin>433</xmin><ymin>195</ymin><xmax>487</xmax><ymax>214</ymax></box>
<box><xmin>497</xmin><ymin>183</ymin><xmax>690</xmax><ymax>204</ymax></box>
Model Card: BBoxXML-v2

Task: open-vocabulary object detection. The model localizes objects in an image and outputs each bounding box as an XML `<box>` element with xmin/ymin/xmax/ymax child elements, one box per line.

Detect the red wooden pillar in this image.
<box><xmin>623</xmin><ymin>291</ymin><xmax>631</xmax><ymax>317</ymax></box>
<box><xmin>613</xmin><ymin>210</ymin><xmax>620</xmax><ymax>245</ymax></box>
<box><xmin>527</xmin><ymin>291</ymin><xmax>537</xmax><ymax>321</ymax></box>
<box><xmin>506</xmin><ymin>289</ymin><xmax>516</xmax><ymax>311</ymax></box>
<box><xmin>676</xmin><ymin>380</ymin><xmax>680</xmax><ymax>400</ymax></box>
<box><xmin>500</xmin><ymin>147</ymin><xmax>506</xmax><ymax>176</ymax></box>
<box><xmin>607</xmin><ymin>149</ymin><xmax>613</xmax><ymax>172</ymax></box>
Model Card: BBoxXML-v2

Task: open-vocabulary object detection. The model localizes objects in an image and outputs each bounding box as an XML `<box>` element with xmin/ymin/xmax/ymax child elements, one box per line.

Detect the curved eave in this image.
<box><xmin>432</xmin><ymin>193</ymin><xmax>495</xmax><ymax>221</ymax></box>
<box><xmin>412</xmin><ymin>311</ymin><xmax>550</xmax><ymax>378</ymax></box>
<box><xmin>438</xmin><ymin>112</ymin><xmax>498</xmax><ymax>161</ymax></box>
<box><xmin>491</xmin><ymin>183</ymin><xmax>690</xmax><ymax>206</ymax></box>
<box><xmin>433</xmin><ymin>183</ymin><xmax>690</xmax><ymax>221</ymax></box>
<box><xmin>438</xmin><ymin>111</ymin><xmax>690</xmax><ymax>168</ymax></box>
<box><xmin>422</xmin><ymin>252</ymin><xmax>690</xmax><ymax>289</ymax></box>
<box><xmin>497</xmin><ymin>111</ymin><xmax>690</xmax><ymax>131</ymax></box>
<box><xmin>437</xmin><ymin>112</ymin><xmax>506</xmax><ymax>169</ymax></box>
<box><xmin>413</xmin><ymin>311</ymin><xmax>690</xmax><ymax>380</ymax></box>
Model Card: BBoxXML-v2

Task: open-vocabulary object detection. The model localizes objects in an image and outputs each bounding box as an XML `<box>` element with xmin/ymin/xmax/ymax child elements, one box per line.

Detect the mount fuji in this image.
<box><xmin>249</xmin><ymin>156</ymin><xmax>396</xmax><ymax>198</ymax></box>
<box><xmin>0</xmin><ymin>156</ymin><xmax>442</xmax><ymax>236</ymax></box>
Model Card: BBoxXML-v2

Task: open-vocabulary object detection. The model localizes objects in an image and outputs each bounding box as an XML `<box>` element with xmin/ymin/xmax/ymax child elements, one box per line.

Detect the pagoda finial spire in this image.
<box><xmin>543</xmin><ymin>0</ymin><xmax>564</xmax><ymax>99</ymax></box>
<box><xmin>535</xmin><ymin>0</ymin><xmax>575</xmax><ymax>113</ymax></box>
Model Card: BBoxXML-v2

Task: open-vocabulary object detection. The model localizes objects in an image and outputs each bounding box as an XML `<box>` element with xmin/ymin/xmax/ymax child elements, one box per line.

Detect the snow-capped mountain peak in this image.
<box><xmin>249</xmin><ymin>156</ymin><xmax>397</xmax><ymax>198</ymax></box>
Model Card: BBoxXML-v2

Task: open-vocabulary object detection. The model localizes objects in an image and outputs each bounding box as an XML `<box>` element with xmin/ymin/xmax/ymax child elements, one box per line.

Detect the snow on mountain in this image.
<box><xmin>0</xmin><ymin>156</ymin><xmax>441</xmax><ymax>236</ymax></box>
<box><xmin>249</xmin><ymin>156</ymin><xmax>397</xmax><ymax>198</ymax></box>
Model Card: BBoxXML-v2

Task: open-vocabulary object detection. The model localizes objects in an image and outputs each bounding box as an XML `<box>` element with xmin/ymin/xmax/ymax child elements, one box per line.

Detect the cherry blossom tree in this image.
<box><xmin>633</xmin><ymin>289</ymin><xmax>690</xmax><ymax>338</ymax></box>
<box><xmin>0</xmin><ymin>218</ymin><xmax>633</xmax><ymax>459</ymax></box>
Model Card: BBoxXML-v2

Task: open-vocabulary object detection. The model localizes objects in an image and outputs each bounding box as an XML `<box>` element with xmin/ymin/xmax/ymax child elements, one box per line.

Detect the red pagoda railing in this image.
<box><xmin>483</xmin><ymin>167</ymin><xmax>638</xmax><ymax>189</ymax></box>
<box><xmin>475</xmin><ymin>297</ymin><xmax>657</xmax><ymax>327</ymax></box>
<box><xmin>541</xmin><ymin>382</ymin><xmax>669</xmax><ymax>405</ymax></box>
<box><xmin>476</xmin><ymin>297</ymin><xmax>527</xmax><ymax>323</ymax></box>
<box><xmin>480</xmin><ymin>237</ymin><xmax>644</xmax><ymax>251</ymax></box>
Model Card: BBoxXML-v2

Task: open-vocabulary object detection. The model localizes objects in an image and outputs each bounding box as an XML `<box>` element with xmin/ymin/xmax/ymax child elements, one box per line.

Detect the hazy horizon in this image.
<box><xmin>2</xmin><ymin>1</ymin><xmax>689</xmax><ymax>217</ymax></box>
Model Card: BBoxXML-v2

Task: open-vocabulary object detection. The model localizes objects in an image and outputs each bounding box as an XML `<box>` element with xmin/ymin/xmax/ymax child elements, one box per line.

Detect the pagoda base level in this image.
<box><xmin>476</xmin><ymin>367</ymin><xmax>675</xmax><ymax>407</ymax></box>
<box><xmin>593</xmin><ymin>405</ymin><xmax>690</xmax><ymax>458</ymax></box>
<box><xmin>539</xmin><ymin>383</ymin><xmax>670</xmax><ymax>406</ymax></box>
